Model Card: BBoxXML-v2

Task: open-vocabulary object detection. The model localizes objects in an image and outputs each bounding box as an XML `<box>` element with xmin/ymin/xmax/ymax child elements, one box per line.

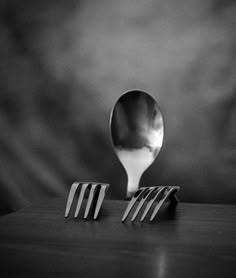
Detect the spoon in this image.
<box><xmin>110</xmin><ymin>90</ymin><xmax>164</xmax><ymax>199</ymax></box>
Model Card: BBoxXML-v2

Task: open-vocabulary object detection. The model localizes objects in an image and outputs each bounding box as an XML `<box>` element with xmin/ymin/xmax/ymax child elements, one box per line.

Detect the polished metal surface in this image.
<box><xmin>65</xmin><ymin>182</ymin><xmax>109</xmax><ymax>220</ymax></box>
<box><xmin>122</xmin><ymin>186</ymin><xmax>180</xmax><ymax>222</ymax></box>
<box><xmin>110</xmin><ymin>90</ymin><xmax>164</xmax><ymax>198</ymax></box>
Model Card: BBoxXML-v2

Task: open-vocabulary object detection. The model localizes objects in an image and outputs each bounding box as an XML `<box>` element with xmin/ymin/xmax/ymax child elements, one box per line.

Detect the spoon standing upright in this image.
<box><xmin>110</xmin><ymin>90</ymin><xmax>164</xmax><ymax>199</ymax></box>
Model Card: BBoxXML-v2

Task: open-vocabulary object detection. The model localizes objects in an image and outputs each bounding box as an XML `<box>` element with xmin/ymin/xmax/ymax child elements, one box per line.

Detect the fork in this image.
<box><xmin>122</xmin><ymin>186</ymin><xmax>180</xmax><ymax>222</ymax></box>
<box><xmin>65</xmin><ymin>182</ymin><xmax>109</xmax><ymax>220</ymax></box>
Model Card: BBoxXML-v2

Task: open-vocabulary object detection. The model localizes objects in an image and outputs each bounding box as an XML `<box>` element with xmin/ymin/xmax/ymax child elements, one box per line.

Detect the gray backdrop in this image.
<box><xmin>0</xmin><ymin>0</ymin><xmax>235</xmax><ymax>214</ymax></box>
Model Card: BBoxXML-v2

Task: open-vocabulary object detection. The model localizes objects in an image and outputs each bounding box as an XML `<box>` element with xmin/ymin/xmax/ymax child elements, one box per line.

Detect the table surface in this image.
<box><xmin>0</xmin><ymin>199</ymin><xmax>236</xmax><ymax>278</ymax></box>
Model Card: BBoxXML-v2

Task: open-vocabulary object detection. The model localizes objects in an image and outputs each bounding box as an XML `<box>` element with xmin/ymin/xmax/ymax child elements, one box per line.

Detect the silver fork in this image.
<box><xmin>65</xmin><ymin>182</ymin><xmax>109</xmax><ymax>220</ymax></box>
<box><xmin>122</xmin><ymin>186</ymin><xmax>180</xmax><ymax>222</ymax></box>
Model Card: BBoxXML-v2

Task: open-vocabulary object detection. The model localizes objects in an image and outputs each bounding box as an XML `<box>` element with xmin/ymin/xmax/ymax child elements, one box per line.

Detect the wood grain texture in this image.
<box><xmin>0</xmin><ymin>199</ymin><xmax>236</xmax><ymax>278</ymax></box>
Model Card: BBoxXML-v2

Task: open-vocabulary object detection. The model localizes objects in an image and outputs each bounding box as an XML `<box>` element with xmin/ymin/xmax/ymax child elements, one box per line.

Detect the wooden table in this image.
<box><xmin>0</xmin><ymin>199</ymin><xmax>236</xmax><ymax>278</ymax></box>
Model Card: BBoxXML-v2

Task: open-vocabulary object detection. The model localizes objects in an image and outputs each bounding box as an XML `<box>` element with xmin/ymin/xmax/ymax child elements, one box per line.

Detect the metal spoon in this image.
<box><xmin>110</xmin><ymin>90</ymin><xmax>164</xmax><ymax>199</ymax></box>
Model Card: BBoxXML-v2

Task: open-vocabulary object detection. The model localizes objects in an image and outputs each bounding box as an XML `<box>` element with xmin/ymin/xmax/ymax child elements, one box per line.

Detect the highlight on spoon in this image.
<box><xmin>110</xmin><ymin>90</ymin><xmax>164</xmax><ymax>198</ymax></box>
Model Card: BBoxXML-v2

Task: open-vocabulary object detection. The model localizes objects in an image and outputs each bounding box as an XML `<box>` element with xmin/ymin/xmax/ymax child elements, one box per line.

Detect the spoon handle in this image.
<box><xmin>126</xmin><ymin>173</ymin><xmax>142</xmax><ymax>198</ymax></box>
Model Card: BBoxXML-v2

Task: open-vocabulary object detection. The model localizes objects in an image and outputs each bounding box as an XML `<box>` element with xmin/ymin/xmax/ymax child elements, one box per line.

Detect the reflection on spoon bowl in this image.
<box><xmin>110</xmin><ymin>90</ymin><xmax>164</xmax><ymax>198</ymax></box>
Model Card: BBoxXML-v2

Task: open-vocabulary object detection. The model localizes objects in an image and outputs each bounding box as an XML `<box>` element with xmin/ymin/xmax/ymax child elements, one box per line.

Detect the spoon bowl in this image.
<box><xmin>110</xmin><ymin>90</ymin><xmax>164</xmax><ymax>198</ymax></box>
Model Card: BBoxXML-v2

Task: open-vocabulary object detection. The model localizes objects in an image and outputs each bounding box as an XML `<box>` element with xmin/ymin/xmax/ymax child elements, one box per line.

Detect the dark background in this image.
<box><xmin>0</xmin><ymin>0</ymin><xmax>235</xmax><ymax>215</ymax></box>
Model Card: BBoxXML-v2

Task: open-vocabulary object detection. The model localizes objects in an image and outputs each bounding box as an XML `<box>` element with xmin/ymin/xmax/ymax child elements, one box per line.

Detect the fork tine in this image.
<box><xmin>140</xmin><ymin>186</ymin><xmax>166</xmax><ymax>222</ymax></box>
<box><xmin>84</xmin><ymin>183</ymin><xmax>98</xmax><ymax>219</ymax></box>
<box><xmin>93</xmin><ymin>184</ymin><xmax>109</xmax><ymax>220</ymax></box>
<box><xmin>66</xmin><ymin>181</ymin><xmax>109</xmax><ymax>220</ymax></box>
<box><xmin>150</xmin><ymin>186</ymin><xmax>179</xmax><ymax>222</ymax></box>
<box><xmin>122</xmin><ymin>187</ymin><xmax>149</xmax><ymax>222</ymax></box>
<box><xmin>74</xmin><ymin>183</ymin><xmax>90</xmax><ymax>218</ymax></box>
<box><xmin>65</xmin><ymin>182</ymin><xmax>80</xmax><ymax>218</ymax></box>
<box><xmin>131</xmin><ymin>187</ymin><xmax>156</xmax><ymax>222</ymax></box>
